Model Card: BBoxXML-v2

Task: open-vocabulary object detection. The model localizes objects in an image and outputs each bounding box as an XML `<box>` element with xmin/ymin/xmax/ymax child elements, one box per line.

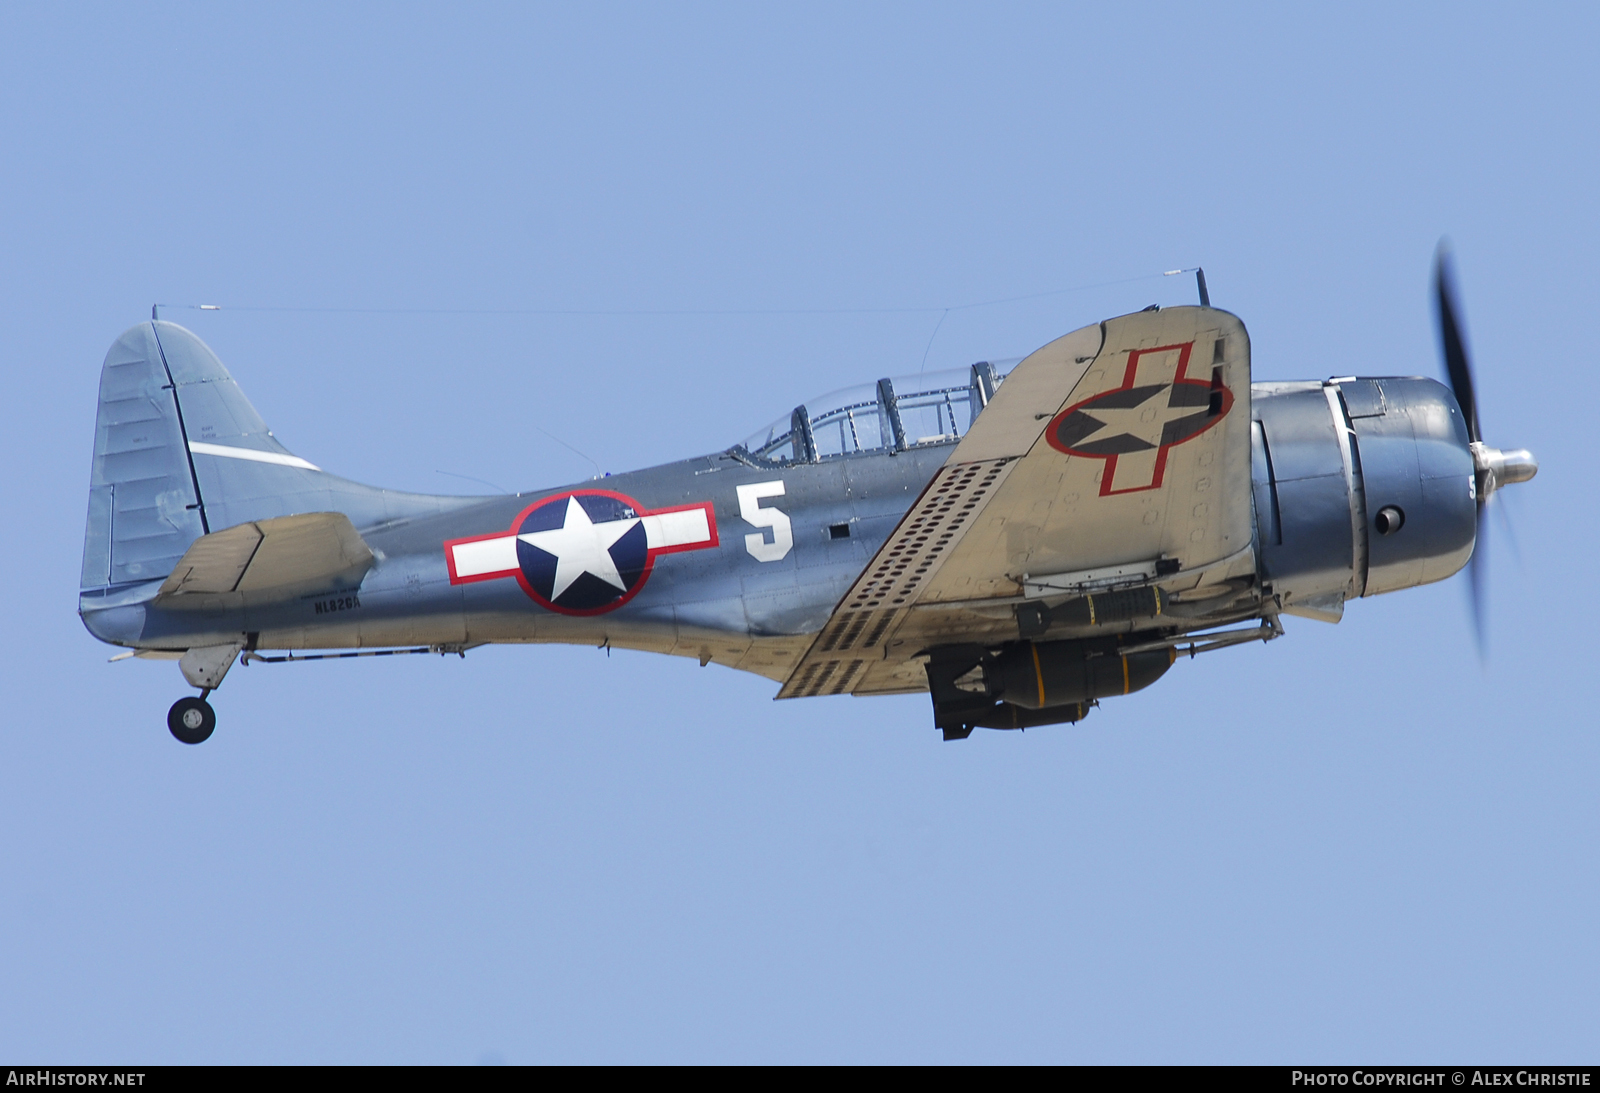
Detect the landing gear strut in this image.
<box><xmin>168</xmin><ymin>693</ymin><xmax>216</xmax><ymax>745</ymax></box>
<box><xmin>168</xmin><ymin>641</ymin><xmax>243</xmax><ymax>745</ymax></box>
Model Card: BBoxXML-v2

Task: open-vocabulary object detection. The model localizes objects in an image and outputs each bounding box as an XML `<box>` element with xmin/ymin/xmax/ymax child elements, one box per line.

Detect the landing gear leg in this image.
<box><xmin>168</xmin><ymin>692</ymin><xmax>216</xmax><ymax>745</ymax></box>
<box><xmin>169</xmin><ymin>640</ymin><xmax>243</xmax><ymax>745</ymax></box>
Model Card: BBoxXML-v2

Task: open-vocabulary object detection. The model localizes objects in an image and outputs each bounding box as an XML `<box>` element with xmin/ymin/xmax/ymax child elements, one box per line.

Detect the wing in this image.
<box><xmin>778</xmin><ymin>305</ymin><xmax>1256</xmax><ymax>699</ymax></box>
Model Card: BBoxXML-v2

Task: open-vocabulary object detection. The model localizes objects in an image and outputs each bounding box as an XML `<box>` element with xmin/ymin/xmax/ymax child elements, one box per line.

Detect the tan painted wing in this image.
<box><xmin>778</xmin><ymin>306</ymin><xmax>1255</xmax><ymax>699</ymax></box>
<box><xmin>155</xmin><ymin>512</ymin><xmax>374</xmax><ymax>607</ymax></box>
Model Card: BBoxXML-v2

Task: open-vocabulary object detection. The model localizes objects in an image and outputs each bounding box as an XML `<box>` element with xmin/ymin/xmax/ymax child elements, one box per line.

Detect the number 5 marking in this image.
<box><xmin>737</xmin><ymin>481</ymin><xmax>793</xmax><ymax>562</ymax></box>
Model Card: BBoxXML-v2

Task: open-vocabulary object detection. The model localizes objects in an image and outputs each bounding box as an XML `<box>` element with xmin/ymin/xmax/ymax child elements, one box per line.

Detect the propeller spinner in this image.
<box><xmin>1433</xmin><ymin>243</ymin><xmax>1538</xmax><ymax>650</ymax></box>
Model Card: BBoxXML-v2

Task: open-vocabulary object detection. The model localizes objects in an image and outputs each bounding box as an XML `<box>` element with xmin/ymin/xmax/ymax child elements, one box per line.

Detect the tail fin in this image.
<box><xmin>81</xmin><ymin>322</ymin><xmax>207</xmax><ymax>589</ymax></box>
<box><xmin>82</xmin><ymin>320</ymin><xmax>472</xmax><ymax>595</ymax></box>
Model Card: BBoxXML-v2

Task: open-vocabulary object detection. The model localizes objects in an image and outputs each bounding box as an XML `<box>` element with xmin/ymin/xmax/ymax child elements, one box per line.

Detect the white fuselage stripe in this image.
<box><xmin>641</xmin><ymin>507</ymin><xmax>712</xmax><ymax>549</ymax></box>
<box><xmin>188</xmin><ymin>441</ymin><xmax>321</xmax><ymax>472</ymax></box>
<box><xmin>450</xmin><ymin>535</ymin><xmax>520</xmax><ymax>579</ymax></box>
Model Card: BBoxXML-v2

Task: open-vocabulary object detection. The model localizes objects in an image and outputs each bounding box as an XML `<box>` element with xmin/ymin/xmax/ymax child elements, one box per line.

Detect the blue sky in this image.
<box><xmin>1</xmin><ymin>3</ymin><xmax>1595</xmax><ymax>1063</ymax></box>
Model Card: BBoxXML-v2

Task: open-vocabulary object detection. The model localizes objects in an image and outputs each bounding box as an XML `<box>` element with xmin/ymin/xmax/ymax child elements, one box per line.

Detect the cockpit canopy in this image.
<box><xmin>734</xmin><ymin>361</ymin><xmax>1016</xmax><ymax>467</ymax></box>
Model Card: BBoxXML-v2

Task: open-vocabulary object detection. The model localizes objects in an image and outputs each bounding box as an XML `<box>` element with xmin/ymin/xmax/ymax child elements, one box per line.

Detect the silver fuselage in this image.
<box><xmin>82</xmin><ymin>376</ymin><xmax>1476</xmax><ymax>682</ymax></box>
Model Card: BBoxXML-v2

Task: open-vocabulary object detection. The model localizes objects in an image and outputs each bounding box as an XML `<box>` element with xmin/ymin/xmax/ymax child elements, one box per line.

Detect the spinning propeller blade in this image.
<box><xmin>1435</xmin><ymin>245</ymin><xmax>1481</xmax><ymax>445</ymax></box>
<box><xmin>1433</xmin><ymin>242</ymin><xmax>1538</xmax><ymax>659</ymax></box>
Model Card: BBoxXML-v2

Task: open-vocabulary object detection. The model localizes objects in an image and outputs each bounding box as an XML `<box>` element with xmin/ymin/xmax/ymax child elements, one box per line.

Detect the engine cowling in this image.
<box><xmin>1250</xmin><ymin>377</ymin><xmax>1477</xmax><ymax>620</ymax></box>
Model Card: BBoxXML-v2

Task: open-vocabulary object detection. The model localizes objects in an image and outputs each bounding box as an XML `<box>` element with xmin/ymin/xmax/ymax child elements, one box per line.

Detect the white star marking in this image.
<box><xmin>517</xmin><ymin>495</ymin><xmax>639</xmax><ymax>601</ymax></box>
<box><xmin>1076</xmin><ymin>385</ymin><xmax>1192</xmax><ymax>449</ymax></box>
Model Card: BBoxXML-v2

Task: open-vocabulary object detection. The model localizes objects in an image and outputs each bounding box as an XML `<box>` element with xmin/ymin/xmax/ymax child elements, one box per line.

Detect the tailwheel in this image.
<box><xmin>168</xmin><ymin>696</ymin><xmax>216</xmax><ymax>745</ymax></box>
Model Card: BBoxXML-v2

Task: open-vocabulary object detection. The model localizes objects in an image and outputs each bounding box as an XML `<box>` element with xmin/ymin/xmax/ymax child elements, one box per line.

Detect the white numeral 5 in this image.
<box><xmin>737</xmin><ymin>481</ymin><xmax>793</xmax><ymax>562</ymax></box>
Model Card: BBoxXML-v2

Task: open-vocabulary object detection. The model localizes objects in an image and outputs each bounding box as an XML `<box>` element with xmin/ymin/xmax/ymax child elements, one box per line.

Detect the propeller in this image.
<box><xmin>1432</xmin><ymin>242</ymin><xmax>1538</xmax><ymax>656</ymax></box>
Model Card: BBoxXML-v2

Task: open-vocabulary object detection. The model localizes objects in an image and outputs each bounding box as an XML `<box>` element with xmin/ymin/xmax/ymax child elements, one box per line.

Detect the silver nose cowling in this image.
<box><xmin>1471</xmin><ymin>442</ymin><xmax>1538</xmax><ymax>499</ymax></box>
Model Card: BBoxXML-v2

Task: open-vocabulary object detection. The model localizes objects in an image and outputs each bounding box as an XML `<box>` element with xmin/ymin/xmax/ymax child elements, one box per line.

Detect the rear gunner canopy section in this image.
<box><xmin>733</xmin><ymin>362</ymin><xmax>1016</xmax><ymax>466</ymax></box>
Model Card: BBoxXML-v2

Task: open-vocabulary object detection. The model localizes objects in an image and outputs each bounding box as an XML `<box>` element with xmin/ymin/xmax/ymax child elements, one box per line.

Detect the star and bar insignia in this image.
<box><xmin>444</xmin><ymin>489</ymin><xmax>718</xmax><ymax>615</ymax></box>
<box><xmin>1046</xmin><ymin>340</ymin><xmax>1232</xmax><ymax>494</ymax></box>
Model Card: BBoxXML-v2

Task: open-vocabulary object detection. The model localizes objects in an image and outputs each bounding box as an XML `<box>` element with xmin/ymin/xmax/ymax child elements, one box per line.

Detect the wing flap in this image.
<box><xmin>775</xmin><ymin>457</ymin><xmax>1017</xmax><ymax>698</ymax></box>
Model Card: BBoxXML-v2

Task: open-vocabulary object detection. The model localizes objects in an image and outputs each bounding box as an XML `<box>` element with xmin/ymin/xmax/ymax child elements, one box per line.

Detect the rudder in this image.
<box><xmin>81</xmin><ymin>323</ymin><xmax>208</xmax><ymax>590</ymax></box>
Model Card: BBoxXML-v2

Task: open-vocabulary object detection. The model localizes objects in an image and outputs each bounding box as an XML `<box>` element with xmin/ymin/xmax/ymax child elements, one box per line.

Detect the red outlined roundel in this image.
<box><xmin>443</xmin><ymin>488</ymin><xmax>719</xmax><ymax>616</ymax></box>
<box><xmin>1044</xmin><ymin>341</ymin><xmax>1233</xmax><ymax>496</ymax></box>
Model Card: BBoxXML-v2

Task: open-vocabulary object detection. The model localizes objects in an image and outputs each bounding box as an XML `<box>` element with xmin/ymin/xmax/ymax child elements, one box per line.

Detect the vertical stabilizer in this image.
<box><xmin>82</xmin><ymin>323</ymin><xmax>207</xmax><ymax>589</ymax></box>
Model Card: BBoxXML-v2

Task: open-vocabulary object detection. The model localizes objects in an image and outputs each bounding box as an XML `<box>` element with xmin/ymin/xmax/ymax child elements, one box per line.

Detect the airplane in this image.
<box><xmin>79</xmin><ymin>253</ymin><xmax>1537</xmax><ymax>744</ymax></box>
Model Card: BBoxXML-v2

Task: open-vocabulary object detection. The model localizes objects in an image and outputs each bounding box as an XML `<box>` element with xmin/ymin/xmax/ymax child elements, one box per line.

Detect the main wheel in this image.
<box><xmin>168</xmin><ymin>697</ymin><xmax>216</xmax><ymax>745</ymax></box>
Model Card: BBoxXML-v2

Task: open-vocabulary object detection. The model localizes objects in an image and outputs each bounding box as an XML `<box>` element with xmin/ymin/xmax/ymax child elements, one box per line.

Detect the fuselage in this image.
<box><xmin>83</xmin><ymin>373</ymin><xmax>1478</xmax><ymax>687</ymax></box>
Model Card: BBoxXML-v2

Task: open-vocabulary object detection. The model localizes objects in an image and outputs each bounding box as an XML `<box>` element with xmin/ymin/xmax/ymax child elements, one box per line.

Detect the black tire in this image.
<box><xmin>168</xmin><ymin>697</ymin><xmax>216</xmax><ymax>745</ymax></box>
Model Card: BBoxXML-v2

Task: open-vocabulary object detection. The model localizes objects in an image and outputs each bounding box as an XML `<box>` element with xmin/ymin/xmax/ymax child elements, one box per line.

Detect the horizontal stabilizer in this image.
<box><xmin>155</xmin><ymin>512</ymin><xmax>373</xmax><ymax>606</ymax></box>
